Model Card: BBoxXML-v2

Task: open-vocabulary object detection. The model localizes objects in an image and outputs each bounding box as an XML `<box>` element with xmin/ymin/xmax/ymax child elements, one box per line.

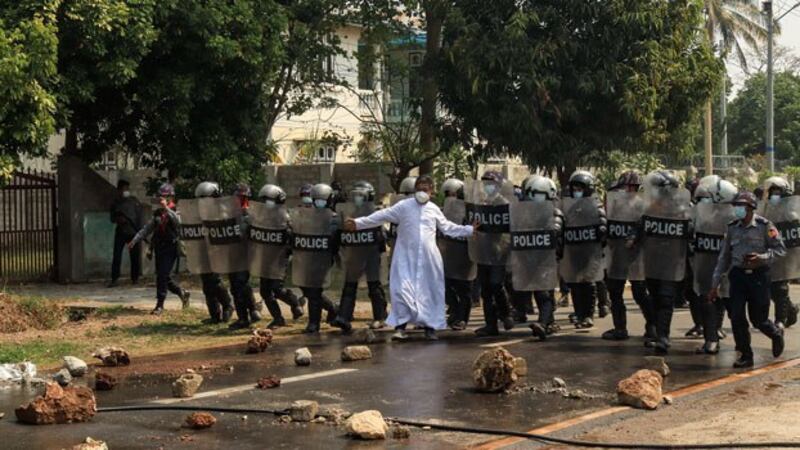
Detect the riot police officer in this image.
<box><xmin>193</xmin><ymin>181</ymin><xmax>234</xmax><ymax>323</ymax></box>
<box><xmin>255</xmin><ymin>184</ymin><xmax>304</xmax><ymax>329</ymax></box>
<box><xmin>763</xmin><ymin>176</ymin><xmax>800</xmax><ymax>329</ymax></box>
<box><xmin>331</xmin><ymin>181</ymin><xmax>388</xmax><ymax>332</ymax></box>
<box><xmin>228</xmin><ymin>183</ymin><xmax>262</xmax><ymax>329</ymax></box>
<box><xmin>128</xmin><ymin>183</ymin><xmax>190</xmax><ymax>315</ymax></box>
<box><xmin>710</xmin><ymin>191</ymin><xmax>786</xmax><ymax>368</ymax></box>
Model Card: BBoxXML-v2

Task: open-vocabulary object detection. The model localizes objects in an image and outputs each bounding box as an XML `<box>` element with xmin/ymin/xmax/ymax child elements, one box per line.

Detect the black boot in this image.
<box><xmin>305</xmin><ymin>296</ymin><xmax>323</xmax><ymax>334</ymax></box>
<box><xmin>332</xmin><ymin>282</ymin><xmax>357</xmax><ymax>333</ymax></box>
<box><xmin>279</xmin><ymin>289</ymin><xmax>304</xmax><ymax>320</ymax></box>
<box><xmin>320</xmin><ymin>294</ymin><xmax>338</xmax><ymax>325</ymax></box>
<box><xmin>264</xmin><ymin>296</ymin><xmax>286</xmax><ymax>329</ymax></box>
<box><xmin>368</xmin><ymin>281</ymin><xmax>387</xmax><ymax>329</ymax></box>
<box><xmin>203</xmin><ymin>296</ymin><xmax>222</xmax><ymax>324</ymax></box>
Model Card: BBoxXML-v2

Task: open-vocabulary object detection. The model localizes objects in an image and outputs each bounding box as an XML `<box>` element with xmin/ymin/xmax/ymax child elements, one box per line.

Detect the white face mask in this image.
<box><xmin>264</xmin><ymin>200</ymin><xmax>276</xmax><ymax>208</ymax></box>
<box><xmin>353</xmin><ymin>195</ymin><xmax>365</xmax><ymax>207</ymax></box>
<box><xmin>770</xmin><ymin>194</ymin><xmax>782</xmax><ymax>205</ymax></box>
<box><xmin>415</xmin><ymin>191</ymin><xmax>430</xmax><ymax>204</ymax></box>
<box><xmin>314</xmin><ymin>199</ymin><xmax>327</xmax><ymax>209</ymax></box>
<box><xmin>122</xmin><ymin>191</ymin><xmax>131</xmax><ymax>198</ymax></box>
<box><xmin>532</xmin><ymin>193</ymin><xmax>547</xmax><ymax>203</ymax></box>
<box><xmin>733</xmin><ymin>205</ymin><xmax>747</xmax><ymax>219</ymax></box>
<box><xmin>573</xmin><ymin>191</ymin><xmax>584</xmax><ymax>199</ymax></box>
<box><xmin>699</xmin><ymin>197</ymin><xmax>713</xmax><ymax>204</ymax></box>
<box><xmin>483</xmin><ymin>184</ymin><xmax>497</xmax><ymax>197</ymax></box>
<box><xmin>301</xmin><ymin>196</ymin><xmax>313</xmax><ymax>205</ymax></box>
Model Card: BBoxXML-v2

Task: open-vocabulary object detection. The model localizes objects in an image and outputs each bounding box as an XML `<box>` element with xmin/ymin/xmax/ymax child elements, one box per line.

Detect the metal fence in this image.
<box><xmin>0</xmin><ymin>170</ymin><xmax>58</xmax><ymax>282</ymax></box>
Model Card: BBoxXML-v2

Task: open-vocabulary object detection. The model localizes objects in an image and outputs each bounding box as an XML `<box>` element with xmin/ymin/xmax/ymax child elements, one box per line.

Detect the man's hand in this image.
<box><xmin>471</xmin><ymin>217</ymin><xmax>481</xmax><ymax>237</ymax></box>
<box><xmin>707</xmin><ymin>287</ymin><xmax>719</xmax><ymax>303</ymax></box>
<box><xmin>127</xmin><ymin>241</ymin><xmax>135</xmax><ymax>250</ymax></box>
<box><xmin>344</xmin><ymin>218</ymin><xmax>357</xmax><ymax>232</ymax></box>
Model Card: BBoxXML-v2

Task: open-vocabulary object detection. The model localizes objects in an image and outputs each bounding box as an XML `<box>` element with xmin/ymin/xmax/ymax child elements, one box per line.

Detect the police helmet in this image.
<box><xmin>399</xmin><ymin>177</ymin><xmax>417</xmax><ymax>195</ymax></box>
<box><xmin>764</xmin><ymin>176</ymin><xmax>793</xmax><ymax>196</ymax></box>
<box><xmin>351</xmin><ymin>180</ymin><xmax>375</xmax><ymax>202</ymax></box>
<box><xmin>299</xmin><ymin>183</ymin><xmax>314</xmax><ymax>198</ymax></box>
<box><xmin>646</xmin><ymin>170</ymin><xmax>680</xmax><ymax>190</ymax></box>
<box><xmin>441</xmin><ymin>178</ymin><xmax>465</xmax><ymax>199</ymax></box>
<box><xmin>612</xmin><ymin>170</ymin><xmax>642</xmax><ymax>190</ymax></box>
<box><xmin>194</xmin><ymin>181</ymin><xmax>221</xmax><ymax>198</ymax></box>
<box><xmin>693</xmin><ymin>184</ymin><xmax>712</xmax><ymax>201</ymax></box>
<box><xmin>732</xmin><ymin>191</ymin><xmax>758</xmax><ymax>210</ymax></box>
<box><xmin>311</xmin><ymin>183</ymin><xmax>333</xmax><ymax>202</ymax></box>
<box><xmin>525</xmin><ymin>176</ymin><xmax>558</xmax><ymax>200</ymax></box>
<box><xmin>258</xmin><ymin>184</ymin><xmax>287</xmax><ymax>204</ymax></box>
<box><xmin>158</xmin><ymin>183</ymin><xmax>176</xmax><ymax>197</ymax></box>
<box><xmin>568</xmin><ymin>170</ymin><xmax>596</xmax><ymax>196</ymax></box>
<box><xmin>481</xmin><ymin>170</ymin><xmax>505</xmax><ymax>185</ymax></box>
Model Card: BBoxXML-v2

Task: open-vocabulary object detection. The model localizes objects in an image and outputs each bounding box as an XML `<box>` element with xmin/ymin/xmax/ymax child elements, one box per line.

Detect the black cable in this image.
<box><xmin>97</xmin><ymin>405</ymin><xmax>800</xmax><ymax>449</ymax></box>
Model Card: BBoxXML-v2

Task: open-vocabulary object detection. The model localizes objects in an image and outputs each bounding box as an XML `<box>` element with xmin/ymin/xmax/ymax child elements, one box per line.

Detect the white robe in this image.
<box><xmin>355</xmin><ymin>198</ymin><xmax>474</xmax><ymax>329</ymax></box>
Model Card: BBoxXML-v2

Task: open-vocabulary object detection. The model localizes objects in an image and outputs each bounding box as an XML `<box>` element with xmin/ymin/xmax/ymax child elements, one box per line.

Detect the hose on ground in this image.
<box><xmin>97</xmin><ymin>405</ymin><xmax>800</xmax><ymax>449</ymax></box>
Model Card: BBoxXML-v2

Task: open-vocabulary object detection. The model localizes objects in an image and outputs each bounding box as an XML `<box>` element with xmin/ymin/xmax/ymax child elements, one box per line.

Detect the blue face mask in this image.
<box><xmin>483</xmin><ymin>184</ymin><xmax>497</xmax><ymax>196</ymax></box>
<box><xmin>699</xmin><ymin>197</ymin><xmax>713</xmax><ymax>204</ymax></box>
<box><xmin>573</xmin><ymin>191</ymin><xmax>584</xmax><ymax>199</ymax></box>
<box><xmin>302</xmin><ymin>196</ymin><xmax>313</xmax><ymax>205</ymax></box>
<box><xmin>314</xmin><ymin>199</ymin><xmax>327</xmax><ymax>209</ymax></box>
<box><xmin>770</xmin><ymin>195</ymin><xmax>782</xmax><ymax>205</ymax></box>
<box><xmin>733</xmin><ymin>205</ymin><xmax>747</xmax><ymax>219</ymax></box>
<box><xmin>353</xmin><ymin>195</ymin><xmax>365</xmax><ymax>207</ymax></box>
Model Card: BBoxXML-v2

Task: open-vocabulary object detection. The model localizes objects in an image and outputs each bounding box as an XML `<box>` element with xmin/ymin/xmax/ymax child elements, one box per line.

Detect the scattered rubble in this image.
<box><xmin>71</xmin><ymin>437</ymin><xmax>108</xmax><ymax>450</ymax></box>
<box><xmin>93</xmin><ymin>347</ymin><xmax>130</xmax><ymax>367</ymax></box>
<box><xmin>15</xmin><ymin>382</ymin><xmax>97</xmax><ymax>425</ymax></box>
<box><xmin>294</xmin><ymin>347</ymin><xmax>312</xmax><ymax>366</ymax></box>
<box><xmin>391</xmin><ymin>425</ymin><xmax>411</xmax><ymax>439</ymax></box>
<box><xmin>246</xmin><ymin>329</ymin><xmax>273</xmax><ymax>354</ymax></box>
<box><xmin>172</xmin><ymin>373</ymin><xmax>204</xmax><ymax>398</ymax></box>
<box><xmin>341</xmin><ymin>346</ymin><xmax>373</xmax><ymax>362</ymax></box>
<box><xmin>256</xmin><ymin>375</ymin><xmax>281</xmax><ymax>389</ymax></box>
<box><xmin>94</xmin><ymin>373</ymin><xmax>117</xmax><ymax>391</ymax></box>
<box><xmin>354</xmin><ymin>328</ymin><xmax>377</xmax><ymax>344</ymax></box>
<box><xmin>185</xmin><ymin>412</ymin><xmax>216</xmax><ymax>429</ymax></box>
<box><xmin>345</xmin><ymin>410</ymin><xmax>389</xmax><ymax>440</ymax></box>
<box><xmin>0</xmin><ymin>362</ymin><xmax>38</xmax><ymax>385</ymax></box>
<box><xmin>63</xmin><ymin>357</ymin><xmax>89</xmax><ymax>378</ymax></box>
<box><xmin>617</xmin><ymin>369</ymin><xmax>664</xmax><ymax>410</ymax></box>
<box><xmin>552</xmin><ymin>377</ymin><xmax>567</xmax><ymax>388</ymax></box>
<box><xmin>473</xmin><ymin>347</ymin><xmax>518</xmax><ymax>392</ymax></box>
<box><xmin>277</xmin><ymin>415</ymin><xmax>292</xmax><ymax>424</ymax></box>
<box><xmin>507</xmin><ymin>380</ymin><xmax>609</xmax><ymax>400</ymax></box>
<box><xmin>663</xmin><ymin>395</ymin><xmax>674</xmax><ymax>405</ymax></box>
<box><xmin>319</xmin><ymin>407</ymin><xmax>350</xmax><ymax>425</ymax></box>
<box><xmin>513</xmin><ymin>357</ymin><xmax>528</xmax><ymax>377</ymax></box>
<box><xmin>289</xmin><ymin>400</ymin><xmax>319</xmax><ymax>422</ymax></box>
<box><xmin>311</xmin><ymin>416</ymin><xmax>327</xmax><ymax>423</ymax></box>
<box><xmin>643</xmin><ymin>356</ymin><xmax>670</xmax><ymax>377</ymax></box>
<box><xmin>53</xmin><ymin>369</ymin><xmax>73</xmax><ymax>387</ymax></box>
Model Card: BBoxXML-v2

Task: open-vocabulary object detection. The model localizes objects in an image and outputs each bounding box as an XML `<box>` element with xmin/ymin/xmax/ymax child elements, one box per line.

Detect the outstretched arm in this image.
<box><xmin>434</xmin><ymin>207</ymin><xmax>474</xmax><ymax>239</ymax></box>
<box><xmin>353</xmin><ymin>202</ymin><xmax>403</xmax><ymax>230</ymax></box>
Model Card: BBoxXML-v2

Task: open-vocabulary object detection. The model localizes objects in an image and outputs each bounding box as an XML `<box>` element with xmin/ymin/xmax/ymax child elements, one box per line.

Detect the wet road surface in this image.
<box><xmin>2</xmin><ymin>301</ymin><xmax>798</xmax><ymax>449</ymax></box>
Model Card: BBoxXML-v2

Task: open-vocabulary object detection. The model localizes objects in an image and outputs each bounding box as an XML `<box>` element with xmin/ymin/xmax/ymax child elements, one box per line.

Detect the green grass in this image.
<box><xmin>16</xmin><ymin>296</ymin><xmax>64</xmax><ymax>329</ymax></box>
<box><xmin>0</xmin><ymin>340</ymin><xmax>82</xmax><ymax>365</ymax></box>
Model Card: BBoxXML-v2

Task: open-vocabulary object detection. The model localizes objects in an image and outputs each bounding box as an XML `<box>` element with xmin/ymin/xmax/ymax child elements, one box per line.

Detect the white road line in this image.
<box><xmin>480</xmin><ymin>339</ymin><xmax>526</xmax><ymax>348</ymax></box>
<box><xmin>152</xmin><ymin>368</ymin><xmax>358</xmax><ymax>404</ymax></box>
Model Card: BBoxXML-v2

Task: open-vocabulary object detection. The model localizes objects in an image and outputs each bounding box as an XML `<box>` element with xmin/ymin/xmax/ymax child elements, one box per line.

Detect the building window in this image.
<box><xmin>409</xmin><ymin>52</ymin><xmax>423</xmax><ymax>68</ymax></box>
<box><xmin>358</xmin><ymin>41</ymin><xmax>376</xmax><ymax>90</ymax></box>
<box><xmin>315</xmin><ymin>145</ymin><xmax>336</xmax><ymax>162</ymax></box>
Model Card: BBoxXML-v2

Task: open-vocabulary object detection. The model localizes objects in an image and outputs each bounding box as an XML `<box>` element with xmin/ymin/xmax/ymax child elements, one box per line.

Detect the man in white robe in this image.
<box><xmin>344</xmin><ymin>176</ymin><xmax>476</xmax><ymax>340</ymax></box>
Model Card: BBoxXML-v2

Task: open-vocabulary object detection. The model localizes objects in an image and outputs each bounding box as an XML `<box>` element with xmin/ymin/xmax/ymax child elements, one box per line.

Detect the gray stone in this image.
<box><xmin>643</xmin><ymin>356</ymin><xmax>670</xmax><ymax>377</ymax></box>
<box><xmin>63</xmin><ymin>357</ymin><xmax>88</xmax><ymax>378</ymax></box>
<box><xmin>391</xmin><ymin>425</ymin><xmax>411</xmax><ymax>439</ymax></box>
<box><xmin>319</xmin><ymin>407</ymin><xmax>351</xmax><ymax>425</ymax></box>
<box><xmin>71</xmin><ymin>437</ymin><xmax>108</xmax><ymax>450</ymax></box>
<box><xmin>354</xmin><ymin>328</ymin><xmax>377</xmax><ymax>344</ymax></box>
<box><xmin>552</xmin><ymin>377</ymin><xmax>567</xmax><ymax>388</ymax></box>
<box><xmin>294</xmin><ymin>347</ymin><xmax>312</xmax><ymax>366</ymax></box>
<box><xmin>53</xmin><ymin>369</ymin><xmax>73</xmax><ymax>387</ymax></box>
<box><xmin>172</xmin><ymin>373</ymin><xmax>203</xmax><ymax>398</ymax></box>
<box><xmin>341</xmin><ymin>346</ymin><xmax>373</xmax><ymax>362</ymax></box>
<box><xmin>289</xmin><ymin>400</ymin><xmax>319</xmax><ymax>422</ymax></box>
<box><xmin>345</xmin><ymin>410</ymin><xmax>388</xmax><ymax>440</ymax></box>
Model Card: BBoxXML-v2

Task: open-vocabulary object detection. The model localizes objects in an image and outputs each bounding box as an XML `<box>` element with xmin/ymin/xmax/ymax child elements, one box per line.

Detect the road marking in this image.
<box><xmin>152</xmin><ymin>368</ymin><xmax>358</xmax><ymax>405</ymax></box>
<box><xmin>477</xmin><ymin>328</ymin><xmax>587</xmax><ymax>348</ymax></box>
<box><xmin>480</xmin><ymin>339</ymin><xmax>526</xmax><ymax>348</ymax></box>
<box><xmin>472</xmin><ymin>357</ymin><xmax>800</xmax><ymax>450</ymax></box>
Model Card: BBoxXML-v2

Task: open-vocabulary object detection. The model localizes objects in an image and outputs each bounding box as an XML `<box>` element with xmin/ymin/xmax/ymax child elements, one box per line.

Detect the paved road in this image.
<box><xmin>1</xmin><ymin>297</ymin><xmax>798</xmax><ymax>449</ymax></box>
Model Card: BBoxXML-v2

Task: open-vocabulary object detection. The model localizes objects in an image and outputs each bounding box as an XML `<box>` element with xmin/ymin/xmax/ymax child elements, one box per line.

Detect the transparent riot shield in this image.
<box><xmin>509</xmin><ymin>201</ymin><xmax>558</xmax><ymax>291</ymax></box>
<box><xmin>641</xmin><ymin>188</ymin><xmax>692</xmax><ymax>282</ymax></box>
<box><xmin>198</xmin><ymin>196</ymin><xmax>249</xmax><ymax>274</ymax></box>
<box><xmin>559</xmin><ymin>196</ymin><xmax>605</xmax><ymax>283</ymax></box>
<box><xmin>178</xmin><ymin>199</ymin><xmax>212</xmax><ymax>275</ymax></box>
<box><xmin>386</xmin><ymin>194</ymin><xmax>407</xmax><ymax>246</ymax></box>
<box><xmin>760</xmin><ymin>196</ymin><xmax>800</xmax><ymax>281</ymax></box>
<box><xmin>605</xmin><ymin>191</ymin><xmax>645</xmax><ymax>281</ymax></box>
<box><xmin>289</xmin><ymin>207</ymin><xmax>335</xmax><ymax>288</ymax></box>
<box><xmin>247</xmin><ymin>201</ymin><xmax>290</xmax><ymax>280</ymax></box>
<box><xmin>465</xmin><ymin>179</ymin><xmax>515</xmax><ymax>266</ymax></box>
<box><xmin>337</xmin><ymin>202</ymin><xmax>382</xmax><ymax>283</ymax></box>
<box><xmin>693</xmin><ymin>202</ymin><xmax>734</xmax><ymax>296</ymax></box>
<box><xmin>438</xmin><ymin>197</ymin><xmax>477</xmax><ymax>281</ymax></box>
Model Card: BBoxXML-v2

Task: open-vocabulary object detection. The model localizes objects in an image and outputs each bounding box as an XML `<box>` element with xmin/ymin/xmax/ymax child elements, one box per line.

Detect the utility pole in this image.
<box><xmin>720</xmin><ymin>75</ymin><xmax>728</xmax><ymax>165</ymax></box>
<box><xmin>765</xmin><ymin>0</ymin><xmax>775</xmax><ymax>172</ymax></box>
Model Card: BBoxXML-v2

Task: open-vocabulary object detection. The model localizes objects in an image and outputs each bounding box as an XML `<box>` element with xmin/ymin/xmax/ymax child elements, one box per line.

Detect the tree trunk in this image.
<box><xmin>65</xmin><ymin>127</ymin><xmax>78</xmax><ymax>156</ymax></box>
<box><xmin>419</xmin><ymin>4</ymin><xmax>444</xmax><ymax>176</ymax></box>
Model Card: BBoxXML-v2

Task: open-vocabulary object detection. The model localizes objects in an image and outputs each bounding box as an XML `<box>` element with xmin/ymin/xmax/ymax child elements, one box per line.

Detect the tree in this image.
<box><xmin>0</xmin><ymin>1</ymin><xmax>58</xmax><ymax>180</ymax></box>
<box><xmin>438</xmin><ymin>0</ymin><xmax>722</xmax><ymax>183</ymax></box>
<box><xmin>727</xmin><ymin>71</ymin><xmax>800</xmax><ymax>163</ymax></box>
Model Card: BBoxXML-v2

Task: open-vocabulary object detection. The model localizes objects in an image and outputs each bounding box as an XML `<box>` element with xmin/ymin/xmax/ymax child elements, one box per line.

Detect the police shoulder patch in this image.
<box><xmin>755</xmin><ymin>216</ymin><xmax>769</xmax><ymax>224</ymax></box>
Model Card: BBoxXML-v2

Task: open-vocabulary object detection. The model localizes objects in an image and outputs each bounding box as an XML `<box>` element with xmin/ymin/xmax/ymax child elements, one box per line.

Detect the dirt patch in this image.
<box><xmin>0</xmin><ymin>293</ymin><xmax>65</xmax><ymax>333</ymax></box>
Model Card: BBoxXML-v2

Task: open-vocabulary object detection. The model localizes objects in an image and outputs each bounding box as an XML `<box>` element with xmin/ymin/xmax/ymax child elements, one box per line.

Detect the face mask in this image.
<box><xmin>532</xmin><ymin>193</ymin><xmax>547</xmax><ymax>203</ymax></box>
<box><xmin>573</xmin><ymin>191</ymin><xmax>584</xmax><ymax>199</ymax></box>
<box><xmin>122</xmin><ymin>191</ymin><xmax>131</xmax><ymax>198</ymax></box>
<box><xmin>699</xmin><ymin>197</ymin><xmax>713</xmax><ymax>204</ymax></box>
<box><xmin>770</xmin><ymin>195</ymin><xmax>782</xmax><ymax>205</ymax></box>
<box><xmin>483</xmin><ymin>184</ymin><xmax>497</xmax><ymax>196</ymax></box>
<box><xmin>302</xmin><ymin>196</ymin><xmax>313</xmax><ymax>205</ymax></box>
<box><xmin>264</xmin><ymin>200</ymin><xmax>276</xmax><ymax>208</ymax></box>
<box><xmin>734</xmin><ymin>205</ymin><xmax>747</xmax><ymax>219</ymax></box>
<box><xmin>314</xmin><ymin>199</ymin><xmax>327</xmax><ymax>209</ymax></box>
<box><xmin>415</xmin><ymin>191</ymin><xmax>430</xmax><ymax>204</ymax></box>
<box><xmin>353</xmin><ymin>195</ymin><xmax>365</xmax><ymax>207</ymax></box>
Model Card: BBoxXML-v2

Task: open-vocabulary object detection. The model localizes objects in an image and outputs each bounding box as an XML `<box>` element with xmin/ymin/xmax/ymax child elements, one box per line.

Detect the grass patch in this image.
<box><xmin>0</xmin><ymin>293</ymin><xmax>65</xmax><ymax>333</ymax></box>
<box><xmin>0</xmin><ymin>340</ymin><xmax>82</xmax><ymax>365</ymax></box>
<box><xmin>93</xmin><ymin>305</ymin><xmax>141</xmax><ymax>319</ymax></box>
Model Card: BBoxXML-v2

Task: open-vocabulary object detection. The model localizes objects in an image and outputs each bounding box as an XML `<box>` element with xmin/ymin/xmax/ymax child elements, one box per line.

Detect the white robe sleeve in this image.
<box><xmin>354</xmin><ymin>201</ymin><xmax>403</xmax><ymax>230</ymax></box>
<box><xmin>434</xmin><ymin>206</ymin><xmax>473</xmax><ymax>239</ymax></box>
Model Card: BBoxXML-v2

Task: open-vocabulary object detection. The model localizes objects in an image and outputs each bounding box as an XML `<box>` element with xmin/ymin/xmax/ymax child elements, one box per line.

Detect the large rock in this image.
<box><xmin>353</xmin><ymin>328</ymin><xmax>377</xmax><ymax>344</ymax></box>
<box><xmin>94</xmin><ymin>372</ymin><xmax>116</xmax><ymax>391</ymax></box>
<box><xmin>172</xmin><ymin>373</ymin><xmax>204</xmax><ymax>398</ymax></box>
<box><xmin>341</xmin><ymin>346</ymin><xmax>373</xmax><ymax>362</ymax></box>
<box><xmin>345</xmin><ymin>410</ymin><xmax>388</xmax><ymax>440</ymax></box>
<box><xmin>185</xmin><ymin>412</ymin><xmax>216</xmax><ymax>429</ymax></box>
<box><xmin>246</xmin><ymin>329</ymin><xmax>273</xmax><ymax>354</ymax></box>
<box><xmin>472</xmin><ymin>347</ymin><xmax>518</xmax><ymax>392</ymax></box>
<box><xmin>643</xmin><ymin>356</ymin><xmax>670</xmax><ymax>377</ymax></box>
<box><xmin>617</xmin><ymin>369</ymin><xmax>663</xmax><ymax>410</ymax></box>
<box><xmin>53</xmin><ymin>369</ymin><xmax>73</xmax><ymax>387</ymax></box>
<box><xmin>289</xmin><ymin>400</ymin><xmax>319</xmax><ymax>422</ymax></box>
<box><xmin>92</xmin><ymin>347</ymin><xmax>130</xmax><ymax>366</ymax></box>
<box><xmin>15</xmin><ymin>382</ymin><xmax>97</xmax><ymax>424</ymax></box>
<box><xmin>71</xmin><ymin>437</ymin><xmax>108</xmax><ymax>450</ymax></box>
<box><xmin>294</xmin><ymin>347</ymin><xmax>312</xmax><ymax>366</ymax></box>
<box><xmin>63</xmin><ymin>357</ymin><xmax>88</xmax><ymax>378</ymax></box>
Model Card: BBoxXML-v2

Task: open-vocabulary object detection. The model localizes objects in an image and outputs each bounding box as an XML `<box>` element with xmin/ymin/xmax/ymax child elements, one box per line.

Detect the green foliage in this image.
<box><xmin>438</xmin><ymin>0</ymin><xmax>722</xmax><ymax>170</ymax></box>
<box><xmin>0</xmin><ymin>340</ymin><xmax>79</xmax><ymax>365</ymax></box>
<box><xmin>727</xmin><ymin>71</ymin><xmax>800</xmax><ymax>164</ymax></box>
<box><xmin>594</xmin><ymin>152</ymin><xmax>666</xmax><ymax>193</ymax></box>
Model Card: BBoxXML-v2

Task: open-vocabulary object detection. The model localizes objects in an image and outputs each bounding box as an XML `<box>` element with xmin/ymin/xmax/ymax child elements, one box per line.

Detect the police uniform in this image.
<box><xmin>712</xmin><ymin>214</ymin><xmax>786</xmax><ymax>363</ymax></box>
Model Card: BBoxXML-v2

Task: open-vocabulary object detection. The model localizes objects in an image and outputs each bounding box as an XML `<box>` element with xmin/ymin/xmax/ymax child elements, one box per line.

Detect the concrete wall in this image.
<box><xmin>265</xmin><ymin>162</ymin><xmax>395</xmax><ymax>205</ymax></box>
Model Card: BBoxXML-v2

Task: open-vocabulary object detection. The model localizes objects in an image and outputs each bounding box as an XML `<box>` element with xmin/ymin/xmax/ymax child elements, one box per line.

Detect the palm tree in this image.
<box><xmin>703</xmin><ymin>0</ymin><xmax>769</xmax><ymax>172</ymax></box>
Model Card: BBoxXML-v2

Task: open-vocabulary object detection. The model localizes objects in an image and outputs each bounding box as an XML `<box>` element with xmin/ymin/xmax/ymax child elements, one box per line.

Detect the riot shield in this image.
<box><xmin>509</xmin><ymin>201</ymin><xmax>558</xmax><ymax>291</ymax></box>
<box><xmin>641</xmin><ymin>188</ymin><xmax>692</xmax><ymax>282</ymax></box>
<box><xmin>693</xmin><ymin>202</ymin><xmax>734</xmax><ymax>296</ymax></box>
<box><xmin>559</xmin><ymin>196</ymin><xmax>604</xmax><ymax>283</ymax></box>
<box><xmin>760</xmin><ymin>196</ymin><xmax>800</xmax><ymax>281</ymax></box>
<box><xmin>605</xmin><ymin>191</ymin><xmax>645</xmax><ymax>281</ymax></box>
<box><xmin>247</xmin><ymin>202</ymin><xmax>290</xmax><ymax>280</ymax></box>
<box><xmin>289</xmin><ymin>207</ymin><xmax>335</xmax><ymax>288</ymax></box>
<box><xmin>337</xmin><ymin>202</ymin><xmax>382</xmax><ymax>283</ymax></box>
<box><xmin>198</xmin><ymin>196</ymin><xmax>249</xmax><ymax>274</ymax></box>
<box><xmin>438</xmin><ymin>197</ymin><xmax>477</xmax><ymax>281</ymax></box>
<box><xmin>465</xmin><ymin>179</ymin><xmax>515</xmax><ymax>266</ymax></box>
<box><xmin>178</xmin><ymin>199</ymin><xmax>212</xmax><ymax>275</ymax></box>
